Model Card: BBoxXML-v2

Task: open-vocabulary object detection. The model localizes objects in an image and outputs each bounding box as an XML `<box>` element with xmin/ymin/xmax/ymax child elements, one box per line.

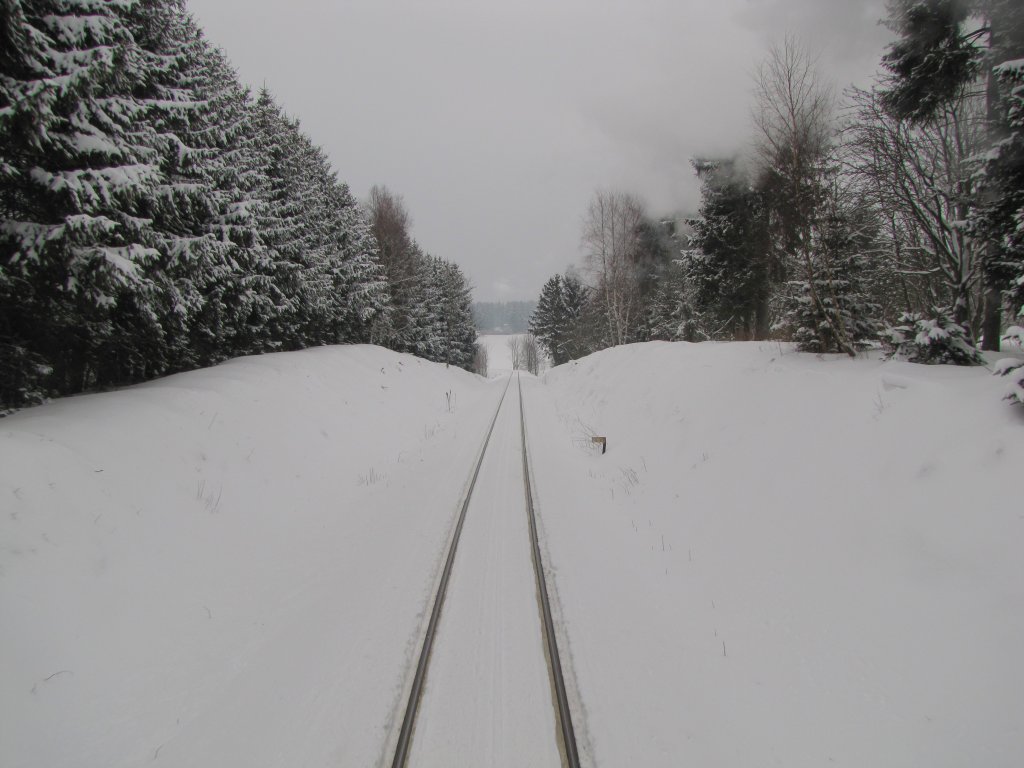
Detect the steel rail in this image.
<box><xmin>389</xmin><ymin>373</ymin><xmax>513</xmax><ymax>768</ymax></box>
<box><xmin>518</xmin><ymin>373</ymin><xmax>581</xmax><ymax>768</ymax></box>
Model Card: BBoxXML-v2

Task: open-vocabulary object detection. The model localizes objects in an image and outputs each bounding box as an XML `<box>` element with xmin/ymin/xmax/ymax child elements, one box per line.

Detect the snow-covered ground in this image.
<box><xmin>408</xmin><ymin>381</ymin><xmax>559</xmax><ymax>766</ymax></box>
<box><xmin>478</xmin><ymin>333</ymin><xmax>549</xmax><ymax>377</ymax></box>
<box><xmin>478</xmin><ymin>333</ymin><xmax>520</xmax><ymax>376</ymax></box>
<box><xmin>2</xmin><ymin>340</ymin><xmax>1022</xmax><ymax>767</ymax></box>
<box><xmin>523</xmin><ymin>341</ymin><xmax>1024</xmax><ymax>768</ymax></box>
<box><xmin>0</xmin><ymin>346</ymin><xmax>500</xmax><ymax>768</ymax></box>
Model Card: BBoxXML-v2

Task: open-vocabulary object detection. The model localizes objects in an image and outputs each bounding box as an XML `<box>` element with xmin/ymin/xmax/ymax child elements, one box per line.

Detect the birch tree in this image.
<box><xmin>581</xmin><ymin>189</ymin><xmax>645</xmax><ymax>346</ymax></box>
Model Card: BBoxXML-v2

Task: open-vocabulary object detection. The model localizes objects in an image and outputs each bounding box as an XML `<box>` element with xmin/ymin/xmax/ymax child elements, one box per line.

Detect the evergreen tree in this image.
<box><xmin>126</xmin><ymin>0</ymin><xmax>242</xmax><ymax>371</ymax></box>
<box><xmin>432</xmin><ymin>256</ymin><xmax>476</xmax><ymax>370</ymax></box>
<box><xmin>781</xmin><ymin>175</ymin><xmax>882</xmax><ymax>353</ymax></box>
<box><xmin>230</xmin><ymin>90</ymin><xmax>387</xmax><ymax>353</ymax></box>
<box><xmin>880</xmin><ymin>0</ymin><xmax>982</xmax><ymax>122</ymax></box>
<box><xmin>183</xmin><ymin>42</ymin><xmax>276</xmax><ymax>361</ymax></box>
<box><xmin>1</xmin><ymin>0</ymin><xmax>166</xmax><ymax>404</ymax></box>
<box><xmin>530</xmin><ymin>274</ymin><xmax>568</xmax><ymax>364</ymax></box>
<box><xmin>529</xmin><ymin>271</ymin><xmax>591</xmax><ymax>364</ymax></box>
<box><xmin>687</xmin><ymin>159</ymin><xmax>773</xmax><ymax>340</ymax></box>
<box><xmin>646</xmin><ymin>258</ymin><xmax>704</xmax><ymax>342</ymax></box>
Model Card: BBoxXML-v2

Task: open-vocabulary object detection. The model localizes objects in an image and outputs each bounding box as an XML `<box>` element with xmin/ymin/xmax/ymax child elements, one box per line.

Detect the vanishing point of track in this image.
<box><xmin>389</xmin><ymin>373</ymin><xmax>581</xmax><ymax>768</ymax></box>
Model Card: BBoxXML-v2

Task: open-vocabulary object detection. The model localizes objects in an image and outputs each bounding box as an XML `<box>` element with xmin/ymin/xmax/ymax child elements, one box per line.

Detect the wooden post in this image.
<box><xmin>591</xmin><ymin>436</ymin><xmax>606</xmax><ymax>455</ymax></box>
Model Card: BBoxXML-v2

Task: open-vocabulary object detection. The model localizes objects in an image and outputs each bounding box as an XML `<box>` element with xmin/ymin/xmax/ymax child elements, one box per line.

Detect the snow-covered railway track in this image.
<box><xmin>518</xmin><ymin>373</ymin><xmax>581</xmax><ymax>768</ymax></box>
<box><xmin>388</xmin><ymin>373</ymin><xmax>580</xmax><ymax>768</ymax></box>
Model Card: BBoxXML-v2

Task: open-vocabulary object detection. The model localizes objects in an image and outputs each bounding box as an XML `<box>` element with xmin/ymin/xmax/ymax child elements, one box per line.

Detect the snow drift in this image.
<box><xmin>0</xmin><ymin>346</ymin><xmax>497</xmax><ymax>768</ymax></box>
<box><xmin>524</xmin><ymin>341</ymin><xmax>1024</xmax><ymax>768</ymax></box>
<box><xmin>2</xmin><ymin>339</ymin><xmax>1022</xmax><ymax>768</ymax></box>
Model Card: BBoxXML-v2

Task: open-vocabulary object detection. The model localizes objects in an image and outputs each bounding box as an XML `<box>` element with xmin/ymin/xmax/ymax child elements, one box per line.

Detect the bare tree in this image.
<box><xmin>472</xmin><ymin>342</ymin><xmax>488</xmax><ymax>377</ymax></box>
<box><xmin>753</xmin><ymin>36</ymin><xmax>861</xmax><ymax>354</ymax></box>
<box><xmin>522</xmin><ymin>334</ymin><xmax>540</xmax><ymax>375</ymax></box>
<box><xmin>364</xmin><ymin>185</ymin><xmax>417</xmax><ymax>345</ymax></box>
<box><xmin>581</xmin><ymin>190</ymin><xmax>646</xmax><ymax>346</ymax></box>
<box><xmin>366</xmin><ymin>185</ymin><xmax>415</xmax><ymax>281</ymax></box>
<box><xmin>506</xmin><ymin>335</ymin><xmax>522</xmax><ymax>370</ymax></box>
<box><xmin>844</xmin><ymin>84</ymin><xmax>985</xmax><ymax>334</ymax></box>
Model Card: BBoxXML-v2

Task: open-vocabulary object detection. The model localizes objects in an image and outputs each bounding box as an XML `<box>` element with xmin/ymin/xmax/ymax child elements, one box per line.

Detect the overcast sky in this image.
<box><xmin>186</xmin><ymin>0</ymin><xmax>894</xmax><ymax>302</ymax></box>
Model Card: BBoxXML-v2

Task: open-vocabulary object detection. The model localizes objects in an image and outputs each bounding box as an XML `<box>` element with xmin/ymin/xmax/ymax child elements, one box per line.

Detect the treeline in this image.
<box><xmin>0</xmin><ymin>0</ymin><xmax>476</xmax><ymax>412</ymax></box>
<box><xmin>531</xmin><ymin>2</ymin><xmax>1023</xmax><ymax>403</ymax></box>
<box><xmin>472</xmin><ymin>301</ymin><xmax>536</xmax><ymax>334</ymax></box>
<box><xmin>364</xmin><ymin>186</ymin><xmax>476</xmax><ymax>369</ymax></box>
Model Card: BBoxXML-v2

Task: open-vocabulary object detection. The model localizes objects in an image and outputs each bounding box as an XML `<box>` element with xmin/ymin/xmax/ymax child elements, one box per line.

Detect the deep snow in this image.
<box><xmin>2</xmin><ymin>340</ymin><xmax>1022</xmax><ymax>768</ymax></box>
<box><xmin>523</xmin><ymin>341</ymin><xmax>1024</xmax><ymax>768</ymax></box>
<box><xmin>0</xmin><ymin>346</ymin><xmax>500</xmax><ymax>768</ymax></box>
<box><xmin>408</xmin><ymin>380</ymin><xmax>559</xmax><ymax>766</ymax></box>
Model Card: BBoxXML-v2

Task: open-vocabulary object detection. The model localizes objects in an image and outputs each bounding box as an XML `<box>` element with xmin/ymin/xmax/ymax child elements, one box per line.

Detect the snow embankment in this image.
<box><xmin>525</xmin><ymin>341</ymin><xmax>1024</xmax><ymax>768</ymax></box>
<box><xmin>0</xmin><ymin>346</ymin><xmax>497</xmax><ymax>768</ymax></box>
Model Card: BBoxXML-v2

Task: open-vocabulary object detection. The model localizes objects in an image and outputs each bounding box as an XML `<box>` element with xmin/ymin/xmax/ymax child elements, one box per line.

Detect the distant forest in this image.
<box><xmin>473</xmin><ymin>302</ymin><xmax>536</xmax><ymax>334</ymax></box>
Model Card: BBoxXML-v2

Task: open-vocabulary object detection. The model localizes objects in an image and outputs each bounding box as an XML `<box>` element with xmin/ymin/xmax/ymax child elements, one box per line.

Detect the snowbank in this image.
<box><xmin>524</xmin><ymin>341</ymin><xmax>1024</xmax><ymax>768</ymax></box>
<box><xmin>4</xmin><ymin>339</ymin><xmax>1021</xmax><ymax>767</ymax></box>
<box><xmin>0</xmin><ymin>346</ymin><xmax>498</xmax><ymax>768</ymax></box>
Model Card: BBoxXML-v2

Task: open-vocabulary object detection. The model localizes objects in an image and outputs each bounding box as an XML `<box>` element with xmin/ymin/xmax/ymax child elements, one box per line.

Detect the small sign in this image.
<box><xmin>591</xmin><ymin>436</ymin><xmax>607</xmax><ymax>455</ymax></box>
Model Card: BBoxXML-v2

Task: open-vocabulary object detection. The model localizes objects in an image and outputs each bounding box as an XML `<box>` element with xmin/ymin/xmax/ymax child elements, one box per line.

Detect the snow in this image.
<box><xmin>478</xmin><ymin>333</ymin><xmax>521</xmax><ymax>375</ymax></box>
<box><xmin>0</xmin><ymin>346</ymin><xmax>499</xmax><ymax>768</ymax></box>
<box><xmin>523</xmin><ymin>341</ymin><xmax>1024</xmax><ymax>768</ymax></box>
<box><xmin>478</xmin><ymin>333</ymin><xmax>548</xmax><ymax>377</ymax></box>
<box><xmin>408</xmin><ymin>381</ymin><xmax>559</xmax><ymax>766</ymax></box>
<box><xmin>2</xmin><ymin>340</ymin><xmax>1022</xmax><ymax>768</ymax></box>
<box><xmin>994</xmin><ymin>58</ymin><xmax>1024</xmax><ymax>75</ymax></box>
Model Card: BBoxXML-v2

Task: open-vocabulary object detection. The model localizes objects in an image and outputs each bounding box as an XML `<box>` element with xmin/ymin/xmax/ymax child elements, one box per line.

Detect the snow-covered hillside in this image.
<box><xmin>523</xmin><ymin>341</ymin><xmax>1024</xmax><ymax>768</ymax></box>
<box><xmin>2</xmin><ymin>340</ymin><xmax>1021</xmax><ymax>768</ymax></box>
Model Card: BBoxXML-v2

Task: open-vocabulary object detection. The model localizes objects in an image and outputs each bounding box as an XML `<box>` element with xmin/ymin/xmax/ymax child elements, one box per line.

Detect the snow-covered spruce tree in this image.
<box><xmin>530</xmin><ymin>274</ymin><xmax>568</xmax><ymax>364</ymax></box>
<box><xmin>1</xmin><ymin>0</ymin><xmax>169</xmax><ymax>407</ymax></box>
<box><xmin>645</xmin><ymin>258</ymin><xmax>705</xmax><ymax>342</ymax></box>
<box><xmin>630</xmin><ymin>216</ymin><xmax>675</xmax><ymax>341</ymax></box>
<box><xmin>431</xmin><ymin>256</ymin><xmax>476</xmax><ymax>370</ymax></box>
<box><xmin>123</xmin><ymin>0</ymin><xmax>249</xmax><ymax>371</ymax></box>
<box><xmin>529</xmin><ymin>271</ymin><xmax>592</xmax><ymax>364</ymax></box>
<box><xmin>244</xmin><ymin>90</ymin><xmax>389</xmax><ymax>353</ymax></box>
<box><xmin>129</xmin><ymin>4</ymin><xmax>308</xmax><ymax>366</ymax></box>
<box><xmin>561</xmin><ymin>270</ymin><xmax>599</xmax><ymax>359</ymax></box>
<box><xmin>286</xmin><ymin>129</ymin><xmax>388</xmax><ymax>346</ymax></box>
<box><xmin>394</xmin><ymin>242</ymin><xmax>436</xmax><ymax>360</ymax></box>
<box><xmin>779</xmin><ymin>168</ymin><xmax>882</xmax><ymax>353</ymax></box>
<box><xmin>883</xmin><ymin>308</ymin><xmax>985</xmax><ymax>365</ymax></box>
<box><xmin>687</xmin><ymin>158</ymin><xmax>774</xmax><ymax>340</ymax></box>
<box><xmin>326</xmin><ymin>193</ymin><xmax>389</xmax><ymax>345</ymax></box>
<box><xmin>185</xmin><ymin>43</ymin><xmax>280</xmax><ymax>361</ymax></box>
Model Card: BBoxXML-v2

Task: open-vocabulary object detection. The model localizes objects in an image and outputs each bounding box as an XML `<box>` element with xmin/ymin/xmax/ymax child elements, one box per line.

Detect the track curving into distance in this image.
<box><xmin>389</xmin><ymin>372</ymin><xmax>580</xmax><ymax>768</ymax></box>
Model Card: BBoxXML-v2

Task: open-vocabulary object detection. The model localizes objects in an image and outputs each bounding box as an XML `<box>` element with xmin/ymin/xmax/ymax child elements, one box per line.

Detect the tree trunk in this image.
<box><xmin>981</xmin><ymin>282</ymin><xmax>1002</xmax><ymax>351</ymax></box>
<box><xmin>979</xmin><ymin>26</ymin><xmax>1002</xmax><ymax>353</ymax></box>
<box><xmin>754</xmin><ymin>292</ymin><xmax>770</xmax><ymax>340</ymax></box>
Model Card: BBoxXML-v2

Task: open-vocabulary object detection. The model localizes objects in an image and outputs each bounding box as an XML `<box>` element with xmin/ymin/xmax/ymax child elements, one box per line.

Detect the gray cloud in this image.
<box><xmin>187</xmin><ymin>0</ymin><xmax>895</xmax><ymax>301</ymax></box>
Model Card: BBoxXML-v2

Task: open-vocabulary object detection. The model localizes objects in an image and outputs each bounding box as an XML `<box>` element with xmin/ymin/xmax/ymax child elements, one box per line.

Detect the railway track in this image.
<box><xmin>388</xmin><ymin>372</ymin><xmax>580</xmax><ymax>768</ymax></box>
